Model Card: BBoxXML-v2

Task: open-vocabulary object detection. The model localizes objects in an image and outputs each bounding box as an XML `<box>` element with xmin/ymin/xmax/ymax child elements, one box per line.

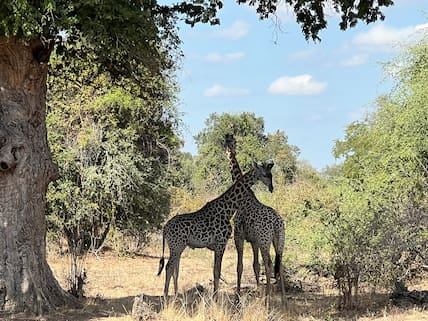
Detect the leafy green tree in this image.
<box><xmin>46</xmin><ymin>59</ymin><xmax>180</xmax><ymax>295</ymax></box>
<box><xmin>194</xmin><ymin>112</ymin><xmax>299</xmax><ymax>192</ymax></box>
<box><xmin>168</xmin><ymin>0</ymin><xmax>393</xmax><ymax>41</ymax></box>
<box><xmin>0</xmin><ymin>1</ymin><xmax>180</xmax><ymax>312</ymax></box>
<box><xmin>327</xmin><ymin>39</ymin><xmax>428</xmax><ymax>307</ymax></box>
<box><xmin>257</xmin><ymin>160</ymin><xmax>334</xmax><ymax>271</ymax></box>
<box><xmin>194</xmin><ymin>112</ymin><xmax>266</xmax><ymax>192</ymax></box>
<box><xmin>266</xmin><ymin>130</ymin><xmax>299</xmax><ymax>184</ymax></box>
<box><xmin>174</xmin><ymin>152</ymin><xmax>197</xmax><ymax>192</ymax></box>
<box><xmin>0</xmin><ymin>0</ymin><xmax>394</xmax><ymax>313</ymax></box>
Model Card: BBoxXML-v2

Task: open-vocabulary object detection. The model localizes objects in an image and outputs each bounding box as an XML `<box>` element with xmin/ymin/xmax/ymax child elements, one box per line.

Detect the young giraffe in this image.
<box><xmin>157</xmin><ymin>161</ymin><xmax>274</xmax><ymax>300</ymax></box>
<box><xmin>223</xmin><ymin>134</ymin><xmax>286</xmax><ymax>304</ymax></box>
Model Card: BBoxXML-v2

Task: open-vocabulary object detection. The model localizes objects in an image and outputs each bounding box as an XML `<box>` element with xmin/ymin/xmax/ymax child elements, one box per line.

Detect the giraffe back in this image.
<box><xmin>163</xmin><ymin>162</ymin><xmax>274</xmax><ymax>251</ymax></box>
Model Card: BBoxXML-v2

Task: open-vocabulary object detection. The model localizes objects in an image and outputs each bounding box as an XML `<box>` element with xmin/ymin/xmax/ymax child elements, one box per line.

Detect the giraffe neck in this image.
<box><xmin>218</xmin><ymin>168</ymin><xmax>257</xmax><ymax>209</ymax></box>
<box><xmin>225</xmin><ymin>148</ymin><xmax>243</xmax><ymax>182</ymax></box>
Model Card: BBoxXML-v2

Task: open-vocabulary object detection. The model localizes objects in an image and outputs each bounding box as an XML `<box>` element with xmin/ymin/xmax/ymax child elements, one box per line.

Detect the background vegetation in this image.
<box><xmin>0</xmin><ymin>0</ymin><xmax>409</xmax><ymax>317</ymax></box>
<box><xmin>178</xmin><ymin>40</ymin><xmax>427</xmax><ymax>309</ymax></box>
<box><xmin>44</xmin><ymin>30</ymin><xmax>428</xmax><ymax>316</ymax></box>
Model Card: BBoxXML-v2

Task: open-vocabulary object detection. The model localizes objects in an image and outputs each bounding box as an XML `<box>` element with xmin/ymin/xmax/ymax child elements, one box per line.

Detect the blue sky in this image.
<box><xmin>172</xmin><ymin>0</ymin><xmax>428</xmax><ymax>170</ymax></box>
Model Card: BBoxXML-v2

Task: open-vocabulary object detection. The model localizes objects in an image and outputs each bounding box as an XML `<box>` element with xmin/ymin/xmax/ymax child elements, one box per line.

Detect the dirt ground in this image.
<box><xmin>2</xmin><ymin>243</ymin><xmax>428</xmax><ymax>321</ymax></box>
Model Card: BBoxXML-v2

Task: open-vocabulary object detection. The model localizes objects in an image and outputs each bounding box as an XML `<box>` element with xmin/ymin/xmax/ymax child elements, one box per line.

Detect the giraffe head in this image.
<box><xmin>254</xmin><ymin>160</ymin><xmax>274</xmax><ymax>193</ymax></box>
<box><xmin>223</xmin><ymin>134</ymin><xmax>236</xmax><ymax>156</ymax></box>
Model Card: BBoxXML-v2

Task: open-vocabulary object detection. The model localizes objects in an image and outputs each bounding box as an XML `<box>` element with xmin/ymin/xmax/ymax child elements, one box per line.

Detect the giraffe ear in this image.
<box><xmin>253</xmin><ymin>161</ymin><xmax>260</xmax><ymax>169</ymax></box>
<box><xmin>266</xmin><ymin>159</ymin><xmax>274</xmax><ymax>170</ymax></box>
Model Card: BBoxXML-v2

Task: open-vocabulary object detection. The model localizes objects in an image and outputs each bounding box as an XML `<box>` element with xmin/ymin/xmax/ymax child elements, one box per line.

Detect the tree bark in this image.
<box><xmin>0</xmin><ymin>37</ymin><xmax>74</xmax><ymax>314</ymax></box>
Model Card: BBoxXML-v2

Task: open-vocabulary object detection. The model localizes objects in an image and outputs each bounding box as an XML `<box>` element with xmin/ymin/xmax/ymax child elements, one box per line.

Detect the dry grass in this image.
<box><xmin>6</xmin><ymin>240</ymin><xmax>427</xmax><ymax>321</ymax></box>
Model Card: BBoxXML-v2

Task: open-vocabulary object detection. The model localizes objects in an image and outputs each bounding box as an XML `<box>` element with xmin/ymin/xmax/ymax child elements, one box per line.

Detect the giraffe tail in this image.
<box><xmin>274</xmin><ymin>253</ymin><xmax>281</xmax><ymax>279</ymax></box>
<box><xmin>157</xmin><ymin>231</ymin><xmax>166</xmax><ymax>276</ymax></box>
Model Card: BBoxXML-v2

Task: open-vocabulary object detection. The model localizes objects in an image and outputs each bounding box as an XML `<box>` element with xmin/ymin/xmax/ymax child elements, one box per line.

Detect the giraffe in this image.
<box><xmin>223</xmin><ymin>134</ymin><xmax>286</xmax><ymax>304</ymax></box>
<box><xmin>157</xmin><ymin>161</ymin><xmax>274</xmax><ymax>300</ymax></box>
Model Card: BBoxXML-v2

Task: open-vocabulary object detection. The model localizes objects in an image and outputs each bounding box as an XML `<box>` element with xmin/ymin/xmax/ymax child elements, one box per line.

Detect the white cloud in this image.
<box><xmin>204</xmin><ymin>52</ymin><xmax>245</xmax><ymax>63</ymax></box>
<box><xmin>268</xmin><ymin>75</ymin><xmax>327</xmax><ymax>96</ymax></box>
<box><xmin>352</xmin><ymin>23</ymin><xmax>428</xmax><ymax>51</ymax></box>
<box><xmin>415</xmin><ymin>23</ymin><xmax>428</xmax><ymax>31</ymax></box>
<box><xmin>209</xmin><ymin>21</ymin><xmax>250</xmax><ymax>40</ymax></box>
<box><xmin>288</xmin><ymin>48</ymin><xmax>320</xmax><ymax>61</ymax></box>
<box><xmin>204</xmin><ymin>85</ymin><xmax>250</xmax><ymax>97</ymax></box>
<box><xmin>340</xmin><ymin>54</ymin><xmax>369</xmax><ymax>66</ymax></box>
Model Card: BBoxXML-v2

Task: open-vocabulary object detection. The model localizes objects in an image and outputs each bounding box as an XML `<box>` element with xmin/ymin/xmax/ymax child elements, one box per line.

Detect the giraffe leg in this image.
<box><xmin>267</xmin><ymin>255</ymin><xmax>273</xmax><ymax>278</ymax></box>
<box><xmin>164</xmin><ymin>249</ymin><xmax>183</xmax><ymax>301</ymax></box>
<box><xmin>164</xmin><ymin>256</ymin><xmax>174</xmax><ymax>300</ymax></box>
<box><xmin>213</xmin><ymin>248</ymin><xmax>225</xmax><ymax>298</ymax></box>
<box><xmin>261</xmin><ymin>247</ymin><xmax>272</xmax><ymax>307</ymax></box>
<box><xmin>173</xmin><ymin>256</ymin><xmax>181</xmax><ymax>297</ymax></box>
<box><xmin>235</xmin><ymin>237</ymin><xmax>244</xmax><ymax>296</ymax></box>
<box><xmin>279</xmin><ymin>264</ymin><xmax>286</xmax><ymax>306</ymax></box>
<box><xmin>251</xmin><ymin>243</ymin><xmax>260</xmax><ymax>288</ymax></box>
<box><xmin>273</xmin><ymin>225</ymin><xmax>286</xmax><ymax>306</ymax></box>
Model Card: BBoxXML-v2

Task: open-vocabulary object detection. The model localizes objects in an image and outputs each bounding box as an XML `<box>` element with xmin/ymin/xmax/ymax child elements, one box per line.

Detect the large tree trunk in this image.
<box><xmin>0</xmin><ymin>37</ymin><xmax>74</xmax><ymax>314</ymax></box>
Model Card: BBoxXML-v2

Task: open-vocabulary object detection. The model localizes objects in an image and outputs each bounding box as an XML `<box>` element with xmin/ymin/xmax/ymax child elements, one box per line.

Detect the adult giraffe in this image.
<box><xmin>157</xmin><ymin>160</ymin><xmax>274</xmax><ymax>300</ymax></box>
<box><xmin>223</xmin><ymin>134</ymin><xmax>286</xmax><ymax>305</ymax></box>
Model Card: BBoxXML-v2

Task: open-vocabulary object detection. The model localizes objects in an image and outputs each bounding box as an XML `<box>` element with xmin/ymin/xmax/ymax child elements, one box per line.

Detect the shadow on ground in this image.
<box><xmin>0</xmin><ymin>295</ymin><xmax>135</xmax><ymax>321</ymax></box>
<box><xmin>1</xmin><ymin>286</ymin><xmax>428</xmax><ymax>321</ymax></box>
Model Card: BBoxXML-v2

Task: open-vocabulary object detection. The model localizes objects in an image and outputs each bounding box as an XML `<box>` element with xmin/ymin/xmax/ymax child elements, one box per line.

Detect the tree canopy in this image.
<box><xmin>0</xmin><ymin>0</ymin><xmax>396</xmax><ymax>315</ymax></box>
<box><xmin>193</xmin><ymin>112</ymin><xmax>299</xmax><ymax>192</ymax></box>
<box><xmin>46</xmin><ymin>56</ymin><xmax>180</xmax><ymax>256</ymax></box>
<box><xmin>0</xmin><ymin>0</ymin><xmax>396</xmax><ymax>81</ymax></box>
<box><xmin>237</xmin><ymin>0</ymin><xmax>394</xmax><ymax>40</ymax></box>
<box><xmin>325</xmin><ymin>39</ymin><xmax>428</xmax><ymax>306</ymax></box>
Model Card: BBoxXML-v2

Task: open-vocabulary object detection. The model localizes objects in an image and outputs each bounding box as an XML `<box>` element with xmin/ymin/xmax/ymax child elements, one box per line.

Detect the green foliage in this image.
<box><xmin>0</xmin><ymin>1</ymin><xmax>394</xmax><ymax>70</ymax></box>
<box><xmin>0</xmin><ymin>0</ymin><xmax>183</xmax><ymax>83</ymax></box>
<box><xmin>241</xmin><ymin>0</ymin><xmax>394</xmax><ymax>41</ymax></box>
<box><xmin>167</xmin><ymin>0</ymin><xmax>394</xmax><ymax>41</ymax></box>
<box><xmin>46</xmin><ymin>56</ymin><xmax>180</xmax><ymax>254</ymax></box>
<box><xmin>0</xmin><ymin>0</ymin><xmax>63</xmax><ymax>38</ymax></box>
<box><xmin>258</xmin><ymin>162</ymin><xmax>333</xmax><ymax>269</ymax></box>
<box><xmin>328</xmin><ymin>39</ymin><xmax>428</xmax><ymax>302</ymax></box>
<box><xmin>174</xmin><ymin>152</ymin><xmax>198</xmax><ymax>192</ymax></box>
<box><xmin>193</xmin><ymin>112</ymin><xmax>299</xmax><ymax>193</ymax></box>
<box><xmin>194</xmin><ymin>112</ymin><xmax>265</xmax><ymax>192</ymax></box>
<box><xmin>0</xmin><ymin>0</ymin><xmax>393</xmax><ymax>42</ymax></box>
<box><xmin>266</xmin><ymin>130</ymin><xmax>299</xmax><ymax>184</ymax></box>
